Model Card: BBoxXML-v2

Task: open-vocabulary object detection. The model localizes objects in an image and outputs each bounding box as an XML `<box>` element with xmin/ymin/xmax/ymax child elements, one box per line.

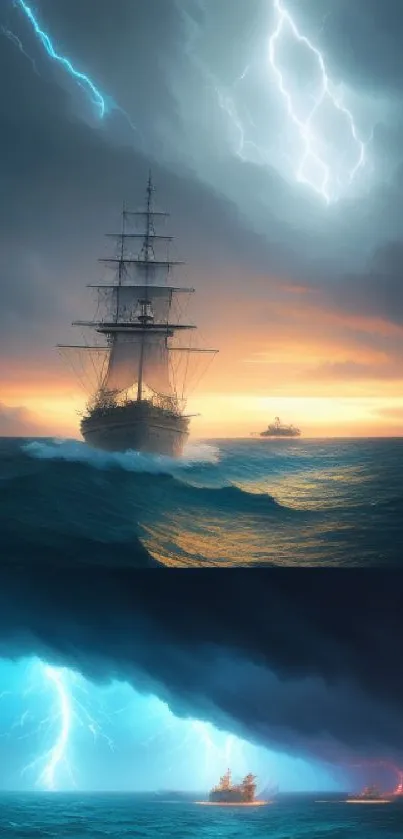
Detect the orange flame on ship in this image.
<box><xmin>349</xmin><ymin>760</ymin><xmax>403</xmax><ymax>797</ymax></box>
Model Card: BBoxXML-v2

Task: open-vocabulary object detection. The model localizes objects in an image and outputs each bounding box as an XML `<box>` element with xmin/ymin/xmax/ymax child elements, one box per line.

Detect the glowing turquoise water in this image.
<box><xmin>1</xmin><ymin>793</ymin><xmax>402</xmax><ymax>838</ymax></box>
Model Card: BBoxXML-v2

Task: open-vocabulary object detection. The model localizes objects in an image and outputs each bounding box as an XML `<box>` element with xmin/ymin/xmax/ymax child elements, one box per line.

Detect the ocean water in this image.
<box><xmin>1</xmin><ymin>436</ymin><xmax>402</xmax><ymax>566</ymax></box>
<box><xmin>0</xmin><ymin>793</ymin><xmax>402</xmax><ymax>838</ymax></box>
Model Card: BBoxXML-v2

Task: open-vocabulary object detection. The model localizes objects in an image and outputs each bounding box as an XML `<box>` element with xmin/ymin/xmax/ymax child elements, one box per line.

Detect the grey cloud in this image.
<box><xmin>329</xmin><ymin>242</ymin><xmax>403</xmax><ymax>327</ymax></box>
<box><xmin>2</xmin><ymin>0</ymin><xmax>403</xmax><ymax>395</ymax></box>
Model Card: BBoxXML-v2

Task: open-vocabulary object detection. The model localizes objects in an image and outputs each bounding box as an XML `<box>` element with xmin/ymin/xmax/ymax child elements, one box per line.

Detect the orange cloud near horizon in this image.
<box><xmin>2</xmin><ymin>389</ymin><xmax>403</xmax><ymax>441</ymax></box>
<box><xmin>1</xmin><ymin>275</ymin><xmax>403</xmax><ymax>439</ymax></box>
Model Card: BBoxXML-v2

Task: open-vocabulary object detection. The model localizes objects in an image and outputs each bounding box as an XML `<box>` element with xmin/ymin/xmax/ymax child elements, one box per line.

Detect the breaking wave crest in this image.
<box><xmin>2</xmin><ymin>435</ymin><xmax>399</xmax><ymax>565</ymax></box>
<box><xmin>0</xmin><ymin>436</ymin><xmax>292</xmax><ymax>567</ymax></box>
<box><xmin>23</xmin><ymin>438</ymin><xmax>220</xmax><ymax>475</ymax></box>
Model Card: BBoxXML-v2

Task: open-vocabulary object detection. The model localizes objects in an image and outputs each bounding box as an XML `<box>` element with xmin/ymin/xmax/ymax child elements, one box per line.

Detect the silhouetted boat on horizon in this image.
<box><xmin>253</xmin><ymin>417</ymin><xmax>301</xmax><ymax>438</ymax></box>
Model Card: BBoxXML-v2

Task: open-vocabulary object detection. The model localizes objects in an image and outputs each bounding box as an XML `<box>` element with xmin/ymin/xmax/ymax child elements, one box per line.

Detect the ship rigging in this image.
<box><xmin>58</xmin><ymin>173</ymin><xmax>218</xmax><ymax>455</ymax></box>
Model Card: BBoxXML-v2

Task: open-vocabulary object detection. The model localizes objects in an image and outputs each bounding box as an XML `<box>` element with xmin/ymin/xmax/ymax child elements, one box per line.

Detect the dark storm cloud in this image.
<box><xmin>0</xmin><ymin>6</ymin><xmax>305</xmax><ymax>362</ymax></box>
<box><xmin>0</xmin><ymin>567</ymin><xmax>402</xmax><ymax>764</ymax></box>
<box><xmin>2</xmin><ymin>0</ymin><xmax>403</xmax><ymax>376</ymax></box>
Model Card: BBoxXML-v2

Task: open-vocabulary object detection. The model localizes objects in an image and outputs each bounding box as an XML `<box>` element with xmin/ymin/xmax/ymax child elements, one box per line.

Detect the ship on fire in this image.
<box><xmin>197</xmin><ymin>769</ymin><xmax>270</xmax><ymax>806</ymax></box>
<box><xmin>347</xmin><ymin>785</ymin><xmax>391</xmax><ymax>804</ymax></box>
<box><xmin>209</xmin><ymin>769</ymin><xmax>257</xmax><ymax>803</ymax></box>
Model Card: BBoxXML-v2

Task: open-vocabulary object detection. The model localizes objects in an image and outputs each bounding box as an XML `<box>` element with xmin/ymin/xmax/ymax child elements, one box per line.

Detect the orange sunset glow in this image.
<box><xmin>2</xmin><ymin>271</ymin><xmax>403</xmax><ymax>440</ymax></box>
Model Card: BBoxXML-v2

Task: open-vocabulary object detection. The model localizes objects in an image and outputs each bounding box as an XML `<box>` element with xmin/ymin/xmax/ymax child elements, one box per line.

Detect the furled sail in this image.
<box><xmin>104</xmin><ymin>332</ymin><xmax>172</xmax><ymax>395</ymax></box>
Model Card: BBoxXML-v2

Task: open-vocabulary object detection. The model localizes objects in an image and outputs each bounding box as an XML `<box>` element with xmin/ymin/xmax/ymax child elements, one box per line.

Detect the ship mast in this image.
<box><xmin>137</xmin><ymin>171</ymin><xmax>153</xmax><ymax>402</ymax></box>
<box><xmin>115</xmin><ymin>203</ymin><xmax>125</xmax><ymax>322</ymax></box>
<box><xmin>59</xmin><ymin>174</ymin><xmax>218</xmax><ymax>407</ymax></box>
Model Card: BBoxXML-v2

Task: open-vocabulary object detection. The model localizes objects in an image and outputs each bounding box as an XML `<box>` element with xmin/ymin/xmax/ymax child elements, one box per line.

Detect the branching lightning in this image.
<box><xmin>16</xmin><ymin>662</ymin><xmax>120</xmax><ymax>790</ymax></box>
<box><xmin>38</xmin><ymin>666</ymin><xmax>72</xmax><ymax>789</ymax></box>
<box><xmin>179</xmin><ymin>0</ymin><xmax>368</xmax><ymax>203</ymax></box>
<box><xmin>18</xmin><ymin>664</ymin><xmax>75</xmax><ymax>789</ymax></box>
<box><xmin>1</xmin><ymin>24</ymin><xmax>39</xmax><ymax>75</ymax></box>
<box><xmin>0</xmin><ymin>660</ymin><xmax>272</xmax><ymax>792</ymax></box>
<box><xmin>268</xmin><ymin>0</ymin><xmax>366</xmax><ymax>203</ymax></box>
<box><xmin>215</xmin><ymin>86</ymin><xmax>271</xmax><ymax>166</ymax></box>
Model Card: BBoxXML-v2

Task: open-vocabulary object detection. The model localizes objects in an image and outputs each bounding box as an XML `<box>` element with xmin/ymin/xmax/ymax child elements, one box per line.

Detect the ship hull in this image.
<box><xmin>197</xmin><ymin>800</ymin><xmax>270</xmax><ymax>807</ymax></box>
<box><xmin>81</xmin><ymin>401</ymin><xmax>189</xmax><ymax>457</ymax></box>
<box><xmin>346</xmin><ymin>799</ymin><xmax>391</xmax><ymax>805</ymax></box>
<box><xmin>209</xmin><ymin>792</ymin><xmax>255</xmax><ymax>804</ymax></box>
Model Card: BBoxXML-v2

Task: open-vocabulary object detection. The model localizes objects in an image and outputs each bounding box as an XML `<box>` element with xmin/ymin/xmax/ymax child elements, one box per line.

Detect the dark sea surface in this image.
<box><xmin>0</xmin><ymin>793</ymin><xmax>402</xmax><ymax>838</ymax></box>
<box><xmin>1</xmin><ymin>436</ymin><xmax>403</xmax><ymax>566</ymax></box>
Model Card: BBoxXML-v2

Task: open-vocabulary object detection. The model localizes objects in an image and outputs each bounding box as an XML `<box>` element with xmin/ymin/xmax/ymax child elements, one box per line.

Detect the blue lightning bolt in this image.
<box><xmin>19</xmin><ymin>664</ymin><xmax>75</xmax><ymax>789</ymax></box>
<box><xmin>18</xmin><ymin>662</ymin><xmax>121</xmax><ymax>789</ymax></box>
<box><xmin>0</xmin><ymin>659</ymin><xmax>281</xmax><ymax>792</ymax></box>
<box><xmin>8</xmin><ymin>0</ymin><xmax>142</xmax><ymax>142</ymax></box>
<box><xmin>38</xmin><ymin>666</ymin><xmax>72</xmax><ymax>789</ymax></box>
<box><xmin>14</xmin><ymin>0</ymin><xmax>106</xmax><ymax>117</ymax></box>
<box><xmin>268</xmin><ymin>0</ymin><xmax>366</xmax><ymax>203</ymax></box>
<box><xmin>21</xmin><ymin>665</ymin><xmax>240</xmax><ymax>790</ymax></box>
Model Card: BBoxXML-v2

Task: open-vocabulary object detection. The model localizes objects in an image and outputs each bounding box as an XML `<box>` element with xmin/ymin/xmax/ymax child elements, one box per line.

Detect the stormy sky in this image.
<box><xmin>0</xmin><ymin>568</ymin><xmax>402</xmax><ymax>791</ymax></box>
<box><xmin>1</xmin><ymin>0</ymin><xmax>403</xmax><ymax>436</ymax></box>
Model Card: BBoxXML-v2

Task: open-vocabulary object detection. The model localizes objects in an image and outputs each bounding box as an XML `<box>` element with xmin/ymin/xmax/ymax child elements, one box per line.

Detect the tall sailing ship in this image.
<box><xmin>58</xmin><ymin>174</ymin><xmax>217</xmax><ymax>456</ymax></box>
<box><xmin>198</xmin><ymin>769</ymin><xmax>270</xmax><ymax>806</ymax></box>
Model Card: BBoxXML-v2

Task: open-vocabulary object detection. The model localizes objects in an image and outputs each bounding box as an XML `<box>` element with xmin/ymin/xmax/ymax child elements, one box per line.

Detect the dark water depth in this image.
<box><xmin>0</xmin><ymin>793</ymin><xmax>402</xmax><ymax>838</ymax></box>
<box><xmin>1</xmin><ymin>436</ymin><xmax>403</xmax><ymax>566</ymax></box>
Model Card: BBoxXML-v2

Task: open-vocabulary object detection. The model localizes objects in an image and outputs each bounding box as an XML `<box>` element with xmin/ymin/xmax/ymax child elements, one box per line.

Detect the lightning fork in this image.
<box><xmin>268</xmin><ymin>0</ymin><xmax>366</xmax><ymax>202</ymax></box>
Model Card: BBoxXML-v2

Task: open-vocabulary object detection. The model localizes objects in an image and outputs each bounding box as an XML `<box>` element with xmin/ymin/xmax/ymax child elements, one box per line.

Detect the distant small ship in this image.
<box><xmin>257</xmin><ymin>417</ymin><xmax>301</xmax><ymax>438</ymax></box>
<box><xmin>196</xmin><ymin>769</ymin><xmax>270</xmax><ymax>806</ymax></box>
<box><xmin>347</xmin><ymin>785</ymin><xmax>391</xmax><ymax>804</ymax></box>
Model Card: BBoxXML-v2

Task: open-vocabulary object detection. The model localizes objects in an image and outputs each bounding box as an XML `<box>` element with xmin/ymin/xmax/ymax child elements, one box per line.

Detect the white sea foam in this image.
<box><xmin>22</xmin><ymin>438</ymin><xmax>220</xmax><ymax>474</ymax></box>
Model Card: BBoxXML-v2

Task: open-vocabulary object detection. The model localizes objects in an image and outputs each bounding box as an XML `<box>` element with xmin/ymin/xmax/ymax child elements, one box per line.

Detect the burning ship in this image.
<box><xmin>347</xmin><ymin>785</ymin><xmax>391</xmax><ymax>805</ymax></box>
<box><xmin>259</xmin><ymin>417</ymin><xmax>301</xmax><ymax>438</ymax></box>
<box><xmin>58</xmin><ymin>174</ymin><xmax>217</xmax><ymax>456</ymax></box>
<box><xmin>198</xmin><ymin>769</ymin><xmax>269</xmax><ymax>806</ymax></box>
